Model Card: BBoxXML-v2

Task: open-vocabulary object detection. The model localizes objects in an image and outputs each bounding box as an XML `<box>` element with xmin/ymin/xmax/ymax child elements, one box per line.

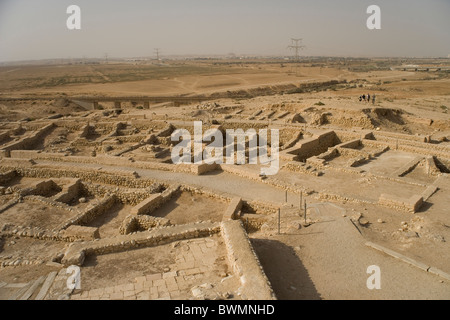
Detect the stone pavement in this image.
<box><xmin>71</xmin><ymin>237</ymin><xmax>239</xmax><ymax>300</ymax></box>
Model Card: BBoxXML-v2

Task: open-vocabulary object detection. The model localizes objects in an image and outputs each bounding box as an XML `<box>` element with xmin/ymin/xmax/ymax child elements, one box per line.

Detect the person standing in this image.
<box><xmin>372</xmin><ymin>94</ymin><xmax>376</xmax><ymax>105</ymax></box>
<box><xmin>367</xmin><ymin>94</ymin><xmax>371</xmax><ymax>103</ymax></box>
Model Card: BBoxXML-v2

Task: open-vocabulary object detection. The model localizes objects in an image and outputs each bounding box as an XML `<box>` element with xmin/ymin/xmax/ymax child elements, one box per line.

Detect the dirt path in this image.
<box><xmin>253</xmin><ymin>202</ymin><xmax>450</xmax><ymax>300</ymax></box>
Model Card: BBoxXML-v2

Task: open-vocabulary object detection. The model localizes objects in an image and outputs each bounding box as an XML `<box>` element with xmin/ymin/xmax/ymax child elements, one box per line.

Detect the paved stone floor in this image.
<box><xmin>71</xmin><ymin>237</ymin><xmax>240</xmax><ymax>300</ymax></box>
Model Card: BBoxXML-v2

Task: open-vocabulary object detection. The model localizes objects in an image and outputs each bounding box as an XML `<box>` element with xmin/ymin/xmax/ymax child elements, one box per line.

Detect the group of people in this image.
<box><xmin>359</xmin><ymin>93</ymin><xmax>376</xmax><ymax>104</ymax></box>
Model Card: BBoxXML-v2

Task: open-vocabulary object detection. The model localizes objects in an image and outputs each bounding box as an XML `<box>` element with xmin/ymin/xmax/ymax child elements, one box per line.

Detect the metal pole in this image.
<box><xmin>278</xmin><ymin>208</ymin><xmax>281</xmax><ymax>235</ymax></box>
<box><xmin>300</xmin><ymin>192</ymin><xmax>303</xmax><ymax>209</ymax></box>
<box><xmin>285</xmin><ymin>190</ymin><xmax>288</xmax><ymax>203</ymax></box>
<box><xmin>304</xmin><ymin>201</ymin><xmax>307</xmax><ymax>224</ymax></box>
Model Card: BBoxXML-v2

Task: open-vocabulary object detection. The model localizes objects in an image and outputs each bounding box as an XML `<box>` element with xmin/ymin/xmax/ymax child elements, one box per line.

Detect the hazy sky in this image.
<box><xmin>0</xmin><ymin>0</ymin><xmax>449</xmax><ymax>62</ymax></box>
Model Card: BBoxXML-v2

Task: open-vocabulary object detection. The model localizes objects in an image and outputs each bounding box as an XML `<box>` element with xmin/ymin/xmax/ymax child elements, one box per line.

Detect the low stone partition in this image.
<box><xmin>283</xmin><ymin>161</ymin><xmax>323</xmax><ymax>176</ymax></box>
<box><xmin>10</xmin><ymin>150</ymin><xmax>47</xmax><ymax>159</ymax></box>
<box><xmin>336</xmin><ymin>139</ymin><xmax>362</xmax><ymax>150</ymax></box>
<box><xmin>191</xmin><ymin>163</ymin><xmax>220</xmax><ymax>175</ymax></box>
<box><xmin>119</xmin><ymin>214</ymin><xmax>171</xmax><ymax>235</ymax></box>
<box><xmin>280</xmin><ymin>130</ymin><xmax>340</xmax><ymax>162</ymax></box>
<box><xmin>0</xmin><ymin>123</ymin><xmax>54</xmax><ymax>156</ymax></box>
<box><xmin>346</xmin><ymin>146</ymin><xmax>390</xmax><ymax>167</ymax></box>
<box><xmin>31</xmin><ymin>180</ymin><xmax>61</xmax><ymax>197</ymax></box>
<box><xmin>58</xmin><ymin>225</ymin><xmax>100</xmax><ymax>241</ymax></box>
<box><xmin>7</xmin><ymin>166</ymin><xmax>156</xmax><ymax>189</ymax></box>
<box><xmin>0</xmin><ymin>158</ymin><xmax>35</xmax><ymax>167</ymax></box>
<box><xmin>81</xmin><ymin>182</ymin><xmax>164</xmax><ymax>206</ymax></box>
<box><xmin>281</xmin><ymin>131</ymin><xmax>303</xmax><ymax>151</ymax></box>
<box><xmin>421</xmin><ymin>185</ymin><xmax>439</xmax><ymax>202</ymax></box>
<box><xmin>374</xmin><ymin>131</ymin><xmax>432</xmax><ymax>143</ymax></box>
<box><xmin>378</xmin><ymin>193</ymin><xmax>423</xmax><ymax>213</ymax></box>
<box><xmin>425</xmin><ymin>156</ymin><xmax>442</xmax><ymax>176</ymax></box>
<box><xmin>221</xmin><ymin>220</ymin><xmax>276</xmax><ymax>300</ymax></box>
<box><xmin>130</xmin><ymin>184</ymin><xmax>181</xmax><ymax>216</ymax></box>
<box><xmin>242</xmin><ymin>200</ymin><xmax>280</xmax><ymax>215</ymax></box>
<box><xmin>220</xmin><ymin>164</ymin><xmax>261</xmax><ymax>180</ymax></box>
<box><xmin>362</xmin><ymin>137</ymin><xmax>450</xmax><ymax>159</ymax></box>
<box><xmin>79</xmin><ymin>124</ymin><xmax>94</xmax><ymax>138</ymax></box>
<box><xmin>277</xmin><ymin>111</ymin><xmax>290</xmax><ymax>119</ymax></box>
<box><xmin>305</xmin><ymin>147</ymin><xmax>341</xmax><ymax>168</ymax></box>
<box><xmin>130</xmin><ymin>194</ymin><xmax>163</xmax><ymax>215</ymax></box>
<box><xmin>58</xmin><ymin>195</ymin><xmax>117</xmax><ymax>230</ymax></box>
<box><xmin>0</xmin><ymin>131</ymin><xmax>10</xmax><ymax>144</ymax></box>
<box><xmin>61</xmin><ymin>221</ymin><xmax>220</xmax><ymax>266</ymax></box>
<box><xmin>223</xmin><ymin>197</ymin><xmax>243</xmax><ymax>221</ymax></box>
<box><xmin>7</xmin><ymin>149</ymin><xmax>217</xmax><ymax>176</ymax></box>
<box><xmin>0</xmin><ymin>198</ymin><xmax>19</xmax><ymax>214</ymax></box>
<box><xmin>52</xmin><ymin>179</ymin><xmax>82</xmax><ymax>204</ymax></box>
<box><xmin>1</xmin><ymin>223</ymin><xmax>77</xmax><ymax>243</ymax></box>
<box><xmin>24</xmin><ymin>195</ymin><xmax>76</xmax><ymax>214</ymax></box>
<box><xmin>156</xmin><ymin>124</ymin><xmax>175</xmax><ymax>137</ymax></box>
<box><xmin>0</xmin><ymin>170</ymin><xmax>17</xmax><ymax>185</ymax></box>
<box><xmin>391</xmin><ymin>156</ymin><xmax>424</xmax><ymax>177</ymax></box>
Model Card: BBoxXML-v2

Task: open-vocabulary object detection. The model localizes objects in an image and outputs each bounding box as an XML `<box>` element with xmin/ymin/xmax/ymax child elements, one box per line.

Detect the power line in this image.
<box><xmin>154</xmin><ymin>48</ymin><xmax>161</xmax><ymax>61</ymax></box>
<box><xmin>288</xmin><ymin>38</ymin><xmax>306</xmax><ymax>76</ymax></box>
<box><xmin>288</xmin><ymin>38</ymin><xmax>306</xmax><ymax>62</ymax></box>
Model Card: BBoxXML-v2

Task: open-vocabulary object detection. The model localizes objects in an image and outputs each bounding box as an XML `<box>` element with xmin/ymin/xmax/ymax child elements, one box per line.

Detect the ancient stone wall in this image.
<box><xmin>0</xmin><ymin>170</ymin><xmax>17</xmax><ymax>185</ymax></box>
<box><xmin>281</xmin><ymin>130</ymin><xmax>340</xmax><ymax>161</ymax></box>
<box><xmin>119</xmin><ymin>215</ymin><xmax>171</xmax><ymax>235</ymax></box>
<box><xmin>1</xmin><ymin>123</ymin><xmax>54</xmax><ymax>156</ymax></box>
<box><xmin>221</xmin><ymin>220</ymin><xmax>276</xmax><ymax>300</ymax></box>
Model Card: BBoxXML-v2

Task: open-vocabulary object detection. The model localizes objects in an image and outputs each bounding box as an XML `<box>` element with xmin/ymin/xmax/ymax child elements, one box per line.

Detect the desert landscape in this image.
<box><xmin>0</xmin><ymin>56</ymin><xmax>449</xmax><ymax>301</ymax></box>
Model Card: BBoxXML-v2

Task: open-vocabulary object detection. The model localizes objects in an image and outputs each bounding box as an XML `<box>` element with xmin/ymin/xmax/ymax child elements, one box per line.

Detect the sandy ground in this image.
<box><xmin>1</xmin><ymin>58</ymin><xmax>449</xmax><ymax>300</ymax></box>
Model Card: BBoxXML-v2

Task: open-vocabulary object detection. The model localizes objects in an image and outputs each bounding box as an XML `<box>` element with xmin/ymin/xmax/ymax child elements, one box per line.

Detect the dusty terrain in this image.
<box><xmin>0</xmin><ymin>58</ymin><xmax>449</xmax><ymax>300</ymax></box>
